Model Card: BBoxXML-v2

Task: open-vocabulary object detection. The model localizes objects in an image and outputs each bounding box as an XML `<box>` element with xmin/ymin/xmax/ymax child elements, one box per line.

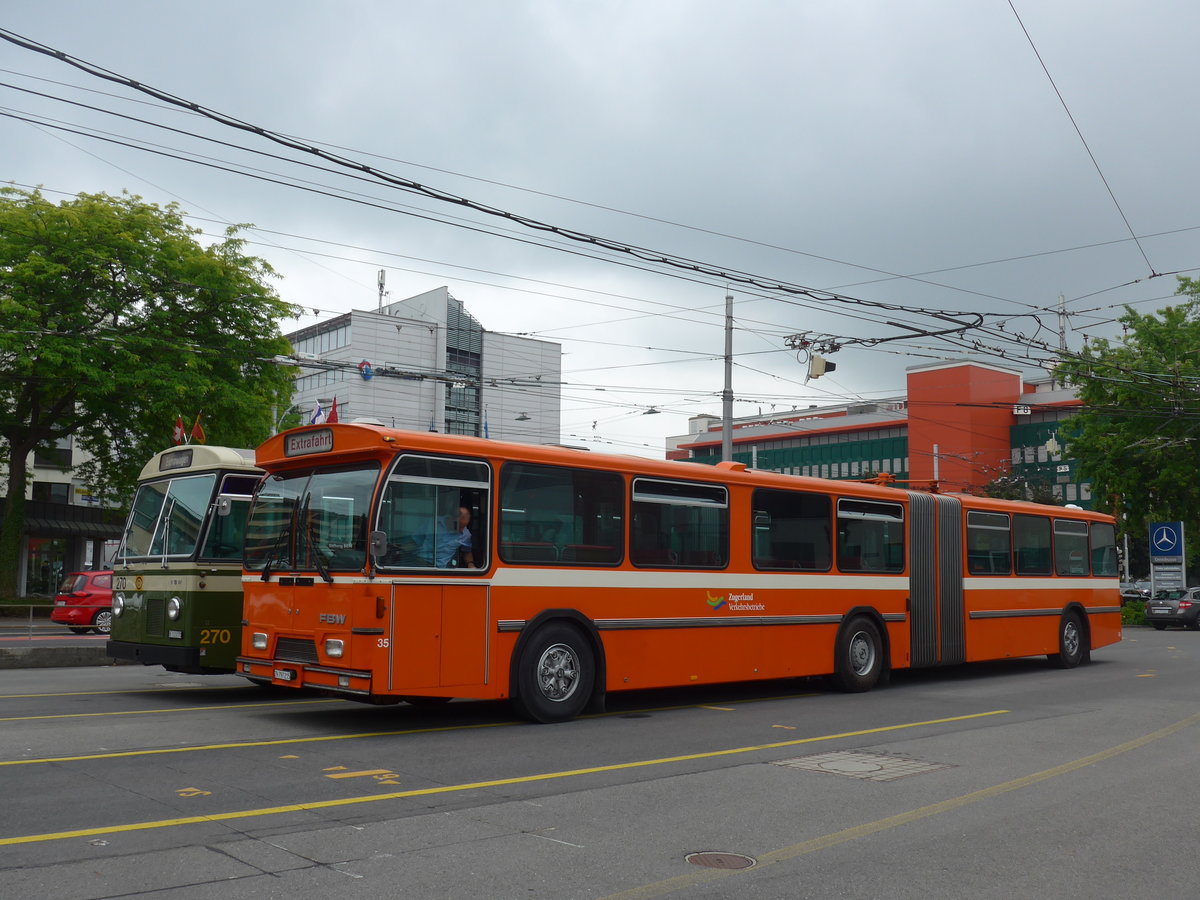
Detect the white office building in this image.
<box><xmin>285</xmin><ymin>286</ymin><xmax>561</xmax><ymax>443</ymax></box>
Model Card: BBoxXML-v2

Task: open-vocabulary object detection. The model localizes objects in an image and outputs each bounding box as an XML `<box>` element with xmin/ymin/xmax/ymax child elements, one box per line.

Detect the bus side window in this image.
<box><xmin>629</xmin><ymin>478</ymin><xmax>728</xmax><ymax>569</ymax></box>
<box><xmin>1013</xmin><ymin>514</ymin><xmax>1052</xmax><ymax>575</ymax></box>
<box><xmin>1090</xmin><ymin>521</ymin><xmax>1118</xmax><ymax>576</ymax></box>
<box><xmin>499</xmin><ymin>463</ymin><xmax>623</xmax><ymax>566</ymax></box>
<box><xmin>751</xmin><ymin>489</ymin><xmax>832</xmax><ymax>571</ymax></box>
<box><xmin>835</xmin><ymin>498</ymin><xmax>903</xmax><ymax>573</ymax></box>
<box><xmin>201</xmin><ymin>497</ymin><xmax>250</xmax><ymax>559</ymax></box>
<box><xmin>377</xmin><ymin>455</ymin><xmax>491</xmax><ymax>570</ymax></box>
<box><xmin>966</xmin><ymin>511</ymin><xmax>1010</xmax><ymax>575</ymax></box>
<box><xmin>1053</xmin><ymin>519</ymin><xmax>1089</xmax><ymax>576</ymax></box>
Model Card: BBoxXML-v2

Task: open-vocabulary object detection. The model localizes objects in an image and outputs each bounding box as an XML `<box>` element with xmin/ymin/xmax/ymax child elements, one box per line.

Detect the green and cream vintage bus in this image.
<box><xmin>107</xmin><ymin>445</ymin><xmax>262</xmax><ymax>673</ymax></box>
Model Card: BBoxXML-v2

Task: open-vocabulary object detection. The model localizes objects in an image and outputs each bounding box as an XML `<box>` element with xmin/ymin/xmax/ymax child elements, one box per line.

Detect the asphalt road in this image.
<box><xmin>0</xmin><ymin>627</ymin><xmax>1197</xmax><ymax>899</ymax></box>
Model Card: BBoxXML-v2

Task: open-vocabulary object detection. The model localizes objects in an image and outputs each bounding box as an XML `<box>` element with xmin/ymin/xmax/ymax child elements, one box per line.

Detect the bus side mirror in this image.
<box><xmin>370</xmin><ymin>531</ymin><xmax>388</xmax><ymax>557</ymax></box>
<box><xmin>215</xmin><ymin>497</ymin><xmax>233</xmax><ymax>517</ymax></box>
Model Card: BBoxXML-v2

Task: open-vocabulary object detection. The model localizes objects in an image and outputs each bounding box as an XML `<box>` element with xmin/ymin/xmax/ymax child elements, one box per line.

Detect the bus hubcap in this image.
<box><xmin>849</xmin><ymin>632</ymin><xmax>875</xmax><ymax>675</ymax></box>
<box><xmin>537</xmin><ymin>643</ymin><xmax>579</xmax><ymax>702</ymax></box>
<box><xmin>1064</xmin><ymin>623</ymin><xmax>1079</xmax><ymax>656</ymax></box>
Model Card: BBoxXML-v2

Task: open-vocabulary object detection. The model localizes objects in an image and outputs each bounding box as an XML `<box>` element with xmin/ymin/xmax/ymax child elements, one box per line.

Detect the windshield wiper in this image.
<box><xmin>259</xmin><ymin>498</ymin><xmax>297</xmax><ymax>582</ymax></box>
<box><xmin>302</xmin><ymin>507</ymin><xmax>333</xmax><ymax>585</ymax></box>
<box><xmin>158</xmin><ymin>497</ymin><xmax>177</xmax><ymax>569</ymax></box>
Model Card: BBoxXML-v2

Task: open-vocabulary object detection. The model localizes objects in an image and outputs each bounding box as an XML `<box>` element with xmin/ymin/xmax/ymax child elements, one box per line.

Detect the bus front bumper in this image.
<box><xmin>235</xmin><ymin>656</ymin><xmax>374</xmax><ymax>697</ymax></box>
<box><xmin>107</xmin><ymin>639</ymin><xmax>203</xmax><ymax>671</ymax></box>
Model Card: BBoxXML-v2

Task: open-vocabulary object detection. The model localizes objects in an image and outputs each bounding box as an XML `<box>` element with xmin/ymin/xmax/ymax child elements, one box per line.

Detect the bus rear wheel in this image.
<box><xmin>833</xmin><ymin>616</ymin><xmax>883</xmax><ymax>692</ymax></box>
<box><xmin>513</xmin><ymin>623</ymin><xmax>595</xmax><ymax>723</ymax></box>
<box><xmin>1048</xmin><ymin>611</ymin><xmax>1086</xmax><ymax>668</ymax></box>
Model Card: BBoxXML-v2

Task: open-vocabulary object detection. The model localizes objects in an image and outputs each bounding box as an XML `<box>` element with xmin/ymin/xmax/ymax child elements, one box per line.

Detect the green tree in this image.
<box><xmin>982</xmin><ymin>473</ymin><xmax>1063</xmax><ymax>506</ymax></box>
<box><xmin>0</xmin><ymin>187</ymin><xmax>297</xmax><ymax>598</ymax></box>
<box><xmin>1055</xmin><ymin>276</ymin><xmax>1200</xmax><ymax>536</ymax></box>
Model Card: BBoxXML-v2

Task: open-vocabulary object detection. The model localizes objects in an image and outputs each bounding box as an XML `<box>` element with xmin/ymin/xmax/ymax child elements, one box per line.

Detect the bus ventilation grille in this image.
<box><xmin>275</xmin><ymin>638</ymin><xmax>319</xmax><ymax>664</ymax></box>
<box><xmin>145</xmin><ymin>598</ymin><xmax>165</xmax><ymax>637</ymax></box>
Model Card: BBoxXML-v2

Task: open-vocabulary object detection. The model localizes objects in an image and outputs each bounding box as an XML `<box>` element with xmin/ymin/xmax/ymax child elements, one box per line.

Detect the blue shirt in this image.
<box><xmin>426</xmin><ymin>520</ymin><xmax>472</xmax><ymax>567</ymax></box>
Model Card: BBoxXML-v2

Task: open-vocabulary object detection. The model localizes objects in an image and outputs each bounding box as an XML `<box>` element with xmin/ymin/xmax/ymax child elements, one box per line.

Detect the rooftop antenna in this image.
<box><xmin>377</xmin><ymin>269</ymin><xmax>388</xmax><ymax>312</ymax></box>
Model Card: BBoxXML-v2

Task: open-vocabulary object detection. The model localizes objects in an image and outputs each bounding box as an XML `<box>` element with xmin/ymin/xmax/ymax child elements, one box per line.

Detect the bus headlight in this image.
<box><xmin>166</xmin><ymin>596</ymin><xmax>182</xmax><ymax>620</ymax></box>
<box><xmin>251</xmin><ymin>632</ymin><xmax>268</xmax><ymax>650</ymax></box>
<box><xmin>325</xmin><ymin>638</ymin><xmax>345</xmax><ymax>659</ymax></box>
<box><xmin>112</xmin><ymin>593</ymin><xmax>125</xmax><ymax>616</ymax></box>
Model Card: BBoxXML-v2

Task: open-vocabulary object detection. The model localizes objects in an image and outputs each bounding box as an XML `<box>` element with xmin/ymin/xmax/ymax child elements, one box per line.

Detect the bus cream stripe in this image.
<box><xmin>967</xmin><ymin>577</ymin><xmax>1119</xmax><ymax>591</ymax></box>
<box><xmin>117</xmin><ymin>573</ymin><xmax>244</xmax><ymax>590</ymax></box>
<box><xmin>244</xmin><ymin>572</ymin><xmax>913</xmax><ymax>591</ymax></box>
<box><xmin>243</xmin><ymin>572</ymin><xmax>1120</xmax><ymax>592</ymax></box>
<box><xmin>488</xmin><ymin>570</ymin><xmax>909</xmax><ymax>590</ymax></box>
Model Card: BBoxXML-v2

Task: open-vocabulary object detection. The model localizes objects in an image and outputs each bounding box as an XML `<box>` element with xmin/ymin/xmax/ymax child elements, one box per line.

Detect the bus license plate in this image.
<box><xmin>274</xmin><ymin>668</ymin><xmax>295</xmax><ymax>681</ymax></box>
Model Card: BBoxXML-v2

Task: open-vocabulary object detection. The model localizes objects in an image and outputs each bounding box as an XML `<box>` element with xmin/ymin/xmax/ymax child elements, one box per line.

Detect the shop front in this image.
<box><xmin>3</xmin><ymin>498</ymin><xmax>125</xmax><ymax>597</ymax></box>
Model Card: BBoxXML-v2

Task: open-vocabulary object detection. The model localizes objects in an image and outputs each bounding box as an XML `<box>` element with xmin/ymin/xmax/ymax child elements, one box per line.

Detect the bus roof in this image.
<box><xmin>138</xmin><ymin>445</ymin><xmax>261</xmax><ymax>481</ymax></box>
<box><xmin>258</xmin><ymin>423</ymin><xmax>1111</xmax><ymax>522</ymax></box>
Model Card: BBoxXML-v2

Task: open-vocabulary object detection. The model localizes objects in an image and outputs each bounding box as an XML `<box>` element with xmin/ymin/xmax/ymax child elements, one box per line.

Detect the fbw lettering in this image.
<box><xmin>318</xmin><ymin>613</ymin><xmax>347</xmax><ymax>624</ymax></box>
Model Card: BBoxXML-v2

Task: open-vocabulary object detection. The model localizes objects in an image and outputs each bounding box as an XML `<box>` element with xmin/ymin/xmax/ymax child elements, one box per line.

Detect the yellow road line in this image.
<box><xmin>0</xmin><ymin>698</ymin><xmax>339</xmax><ymax>722</ymax></box>
<box><xmin>602</xmin><ymin>710</ymin><xmax>1200</xmax><ymax>899</ymax></box>
<box><xmin>0</xmin><ymin>710</ymin><xmax>1007</xmax><ymax>846</ymax></box>
<box><xmin>0</xmin><ymin>686</ymin><xmax>248</xmax><ymax>700</ymax></box>
<box><xmin>0</xmin><ymin>720</ymin><xmax>516</xmax><ymax>766</ymax></box>
<box><xmin>0</xmin><ymin>693</ymin><xmax>820</xmax><ymax>767</ymax></box>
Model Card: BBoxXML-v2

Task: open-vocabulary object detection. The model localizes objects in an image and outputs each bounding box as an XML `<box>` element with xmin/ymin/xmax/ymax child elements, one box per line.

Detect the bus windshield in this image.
<box><xmin>119</xmin><ymin>473</ymin><xmax>218</xmax><ymax>560</ymax></box>
<box><xmin>244</xmin><ymin>464</ymin><xmax>379</xmax><ymax>573</ymax></box>
<box><xmin>197</xmin><ymin>474</ymin><xmax>261</xmax><ymax>560</ymax></box>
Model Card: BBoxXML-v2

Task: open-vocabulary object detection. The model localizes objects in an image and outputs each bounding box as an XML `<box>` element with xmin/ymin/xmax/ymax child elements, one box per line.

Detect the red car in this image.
<box><xmin>50</xmin><ymin>570</ymin><xmax>114</xmax><ymax>634</ymax></box>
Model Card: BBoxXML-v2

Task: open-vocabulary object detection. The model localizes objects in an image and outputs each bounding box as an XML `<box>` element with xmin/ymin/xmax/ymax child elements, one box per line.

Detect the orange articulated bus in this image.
<box><xmin>236</xmin><ymin>423</ymin><xmax>1122</xmax><ymax>722</ymax></box>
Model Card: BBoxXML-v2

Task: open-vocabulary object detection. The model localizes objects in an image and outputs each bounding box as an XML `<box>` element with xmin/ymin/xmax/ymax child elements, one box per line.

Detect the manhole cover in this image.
<box><xmin>685</xmin><ymin>851</ymin><xmax>756</xmax><ymax>870</ymax></box>
<box><xmin>773</xmin><ymin>750</ymin><xmax>952</xmax><ymax>782</ymax></box>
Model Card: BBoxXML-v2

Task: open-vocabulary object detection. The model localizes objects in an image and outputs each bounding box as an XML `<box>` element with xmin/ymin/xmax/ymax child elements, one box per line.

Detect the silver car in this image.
<box><xmin>1120</xmin><ymin>583</ymin><xmax>1149</xmax><ymax>606</ymax></box>
<box><xmin>1145</xmin><ymin>588</ymin><xmax>1200</xmax><ymax>631</ymax></box>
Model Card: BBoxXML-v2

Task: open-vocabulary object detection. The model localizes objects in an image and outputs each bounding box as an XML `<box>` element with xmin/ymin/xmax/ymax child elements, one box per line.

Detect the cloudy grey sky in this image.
<box><xmin>3</xmin><ymin>1</ymin><xmax>1198</xmax><ymax>455</ymax></box>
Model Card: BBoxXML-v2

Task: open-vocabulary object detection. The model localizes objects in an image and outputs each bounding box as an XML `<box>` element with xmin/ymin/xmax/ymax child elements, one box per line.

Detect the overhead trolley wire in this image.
<box><xmin>1007</xmin><ymin>0</ymin><xmax>1158</xmax><ymax>277</ymax></box>
<box><xmin>0</xmin><ymin>27</ymin><xmax>1030</xmax><ymax>338</ymax></box>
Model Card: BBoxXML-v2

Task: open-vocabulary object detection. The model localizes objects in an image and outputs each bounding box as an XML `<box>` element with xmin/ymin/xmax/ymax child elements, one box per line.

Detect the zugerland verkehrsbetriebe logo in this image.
<box><xmin>706</xmin><ymin>591</ymin><xmax>765</xmax><ymax>611</ymax></box>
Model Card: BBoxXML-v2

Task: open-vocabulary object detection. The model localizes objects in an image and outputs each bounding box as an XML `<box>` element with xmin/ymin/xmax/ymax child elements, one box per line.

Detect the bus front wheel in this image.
<box><xmin>833</xmin><ymin>616</ymin><xmax>883</xmax><ymax>692</ymax></box>
<box><xmin>513</xmin><ymin>623</ymin><xmax>595</xmax><ymax>723</ymax></box>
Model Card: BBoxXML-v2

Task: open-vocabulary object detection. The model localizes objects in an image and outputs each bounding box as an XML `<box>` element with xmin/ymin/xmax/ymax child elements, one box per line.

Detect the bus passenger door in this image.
<box><xmin>387</xmin><ymin>581</ymin><xmax>489</xmax><ymax>691</ymax></box>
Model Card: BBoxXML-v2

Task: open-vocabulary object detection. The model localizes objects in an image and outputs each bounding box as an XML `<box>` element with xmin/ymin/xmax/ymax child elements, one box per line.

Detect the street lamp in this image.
<box><xmin>272</xmin><ymin>403</ymin><xmax>307</xmax><ymax>433</ymax></box>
